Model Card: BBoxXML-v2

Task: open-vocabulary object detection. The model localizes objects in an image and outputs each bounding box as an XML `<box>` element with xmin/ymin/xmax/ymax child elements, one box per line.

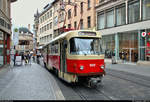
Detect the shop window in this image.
<box><xmin>143</xmin><ymin>0</ymin><xmax>150</xmax><ymax>20</ymax></box>
<box><xmin>119</xmin><ymin>32</ymin><xmax>138</xmax><ymax>62</ymax></box>
<box><xmin>106</xmin><ymin>9</ymin><xmax>114</xmax><ymax>28</ymax></box>
<box><xmin>102</xmin><ymin>35</ymin><xmax>115</xmax><ymax>58</ymax></box>
<box><xmin>128</xmin><ymin>0</ymin><xmax>140</xmax><ymax>24</ymax></box>
<box><xmin>97</xmin><ymin>13</ymin><xmax>105</xmax><ymax>30</ymax></box>
<box><xmin>116</xmin><ymin>4</ymin><xmax>126</xmax><ymax>26</ymax></box>
<box><xmin>146</xmin><ymin>30</ymin><xmax>150</xmax><ymax>61</ymax></box>
<box><xmin>0</xmin><ymin>31</ymin><xmax>4</xmax><ymax>67</ymax></box>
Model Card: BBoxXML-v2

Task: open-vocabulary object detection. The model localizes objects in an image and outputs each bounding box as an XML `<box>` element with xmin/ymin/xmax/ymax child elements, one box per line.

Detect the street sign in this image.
<box><xmin>13</xmin><ymin>28</ymin><xmax>19</xmax><ymax>46</ymax></box>
<box><xmin>141</xmin><ymin>32</ymin><xmax>147</xmax><ymax>37</ymax></box>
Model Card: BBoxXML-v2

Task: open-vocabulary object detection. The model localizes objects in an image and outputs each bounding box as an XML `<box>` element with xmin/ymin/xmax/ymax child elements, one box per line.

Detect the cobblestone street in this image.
<box><xmin>0</xmin><ymin>61</ymin><xmax>64</xmax><ymax>100</ymax></box>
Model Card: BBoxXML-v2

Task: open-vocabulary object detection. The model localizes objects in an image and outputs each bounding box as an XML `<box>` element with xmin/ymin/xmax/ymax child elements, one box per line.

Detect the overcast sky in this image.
<box><xmin>11</xmin><ymin>0</ymin><xmax>53</xmax><ymax>32</ymax></box>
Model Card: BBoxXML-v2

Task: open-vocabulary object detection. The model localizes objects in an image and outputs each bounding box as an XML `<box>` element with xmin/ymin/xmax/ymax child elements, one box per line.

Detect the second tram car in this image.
<box><xmin>42</xmin><ymin>30</ymin><xmax>105</xmax><ymax>87</ymax></box>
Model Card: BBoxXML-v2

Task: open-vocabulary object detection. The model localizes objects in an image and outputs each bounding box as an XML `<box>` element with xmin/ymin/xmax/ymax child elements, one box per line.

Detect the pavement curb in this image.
<box><xmin>48</xmin><ymin>73</ymin><xmax>65</xmax><ymax>100</ymax></box>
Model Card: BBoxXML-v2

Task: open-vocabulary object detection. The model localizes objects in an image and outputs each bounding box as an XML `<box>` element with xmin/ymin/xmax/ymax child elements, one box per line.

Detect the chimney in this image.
<box><xmin>28</xmin><ymin>24</ymin><xmax>30</xmax><ymax>31</ymax></box>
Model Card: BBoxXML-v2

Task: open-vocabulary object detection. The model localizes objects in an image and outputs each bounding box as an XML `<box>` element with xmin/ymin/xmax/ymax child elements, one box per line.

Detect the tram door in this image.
<box><xmin>60</xmin><ymin>40</ymin><xmax>67</xmax><ymax>73</ymax></box>
<box><xmin>47</xmin><ymin>46</ymin><xmax>49</xmax><ymax>64</ymax></box>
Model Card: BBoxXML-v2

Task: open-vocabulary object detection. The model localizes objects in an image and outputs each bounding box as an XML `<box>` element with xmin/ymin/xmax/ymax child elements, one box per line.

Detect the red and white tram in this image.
<box><xmin>42</xmin><ymin>30</ymin><xmax>105</xmax><ymax>87</ymax></box>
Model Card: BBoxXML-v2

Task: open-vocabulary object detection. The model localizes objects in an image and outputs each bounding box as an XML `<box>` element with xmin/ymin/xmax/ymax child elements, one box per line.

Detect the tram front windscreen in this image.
<box><xmin>70</xmin><ymin>38</ymin><xmax>103</xmax><ymax>55</ymax></box>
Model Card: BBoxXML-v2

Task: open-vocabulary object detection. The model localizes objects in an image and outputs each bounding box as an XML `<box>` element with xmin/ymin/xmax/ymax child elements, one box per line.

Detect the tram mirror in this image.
<box><xmin>63</xmin><ymin>40</ymin><xmax>67</xmax><ymax>48</ymax></box>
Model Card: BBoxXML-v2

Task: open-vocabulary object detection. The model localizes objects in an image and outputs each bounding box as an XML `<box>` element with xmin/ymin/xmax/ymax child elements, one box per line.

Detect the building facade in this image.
<box><xmin>52</xmin><ymin>0</ymin><xmax>65</xmax><ymax>38</ymax></box>
<box><xmin>37</xmin><ymin>4</ymin><xmax>53</xmax><ymax>46</ymax></box>
<box><xmin>96</xmin><ymin>0</ymin><xmax>150</xmax><ymax>63</ymax></box>
<box><xmin>15</xmin><ymin>27</ymin><xmax>34</xmax><ymax>53</ymax></box>
<box><xmin>52</xmin><ymin>0</ymin><xmax>99</xmax><ymax>38</ymax></box>
<box><xmin>64</xmin><ymin>0</ymin><xmax>99</xmax><ymax>30</ymax></box>
<box><xmin>0</xmin><ymin>0</ymin><xmax>17</xmax><ymax>67</ymax></box>
<box><xmin>33</xmin><ymin>10</ymin><xmax>40</xmax><ymax>48</ymax></box>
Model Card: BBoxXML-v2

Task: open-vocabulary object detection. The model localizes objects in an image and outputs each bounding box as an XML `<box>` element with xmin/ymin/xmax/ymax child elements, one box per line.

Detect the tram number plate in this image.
<box><xmin>90</xmin><ymin>64</ymin><xmax>96</xmax><ymax>67</ymax></box>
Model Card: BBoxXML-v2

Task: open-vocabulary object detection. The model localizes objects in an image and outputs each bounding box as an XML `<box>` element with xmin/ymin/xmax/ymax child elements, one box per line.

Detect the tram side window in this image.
<box><xmin>55</xmin><ymin>42</ymin><xmax>58</xmax><ymax>54</ymax></box>
<box><xmin>70</xmin><ymin>38</ymin><xmax>76</xmax><ymax>54</ymax></box>
<box><xmin>50</xmin><ymin>42</ymin><xmax>59</xmax><ymax>54</ymax></box>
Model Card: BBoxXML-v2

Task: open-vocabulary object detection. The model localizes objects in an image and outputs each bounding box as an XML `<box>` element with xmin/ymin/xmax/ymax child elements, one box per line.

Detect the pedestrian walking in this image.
<box><xmin>122</xmin><ymin>51</ymin><xmax>126</xmax><ymax>63</ymax></box>
<box><xmin>21</xmin><ymin>53</ymin><xmax>24</xmax><ymax>64</ymax></box>
<box><xmin>28</xmin><ymin>52</ymin><xmax>32</xmax><ymax>65</ymax></box>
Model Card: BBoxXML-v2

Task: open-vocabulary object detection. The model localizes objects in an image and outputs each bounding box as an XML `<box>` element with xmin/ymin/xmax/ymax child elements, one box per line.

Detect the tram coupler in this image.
<box><xmin>88</xmin><ymin>77</ymin><xmax>102</xmax><ymax>88</ymax></box>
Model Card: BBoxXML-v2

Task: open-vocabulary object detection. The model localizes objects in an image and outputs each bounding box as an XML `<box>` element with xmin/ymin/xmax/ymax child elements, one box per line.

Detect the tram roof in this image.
<box><xmin>43</xmin><ymin>30</ymin><xmax>100</xmax><ymax>48</ymax></box>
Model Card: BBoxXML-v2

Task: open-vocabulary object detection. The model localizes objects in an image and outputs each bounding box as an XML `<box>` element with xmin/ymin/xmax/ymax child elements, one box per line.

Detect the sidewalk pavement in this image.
<box><xmin>0</xmin><ymin>60</ymin><xmax>65</xmax><ymax>100</ymax></box>
<box><xmin>106</xmin><ymin>63</ymin><xmax>150</xmax><ymax>77</ymax></box>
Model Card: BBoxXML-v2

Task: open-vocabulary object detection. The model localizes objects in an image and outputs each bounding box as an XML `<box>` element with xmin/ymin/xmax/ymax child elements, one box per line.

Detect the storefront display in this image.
<box><xmin>0</xmin><ymin>31</ymin><xmax>4</xmax><ymax>67</ymax></box>
<box><xmin>146</xmin><ymin>30</ymin><xmax>150</xmax><ymax>60</ymax></box>
<box><xmin>119</xmin><ymin>32</ymin><xmax>138</xmax><ymax>62</ymax></box>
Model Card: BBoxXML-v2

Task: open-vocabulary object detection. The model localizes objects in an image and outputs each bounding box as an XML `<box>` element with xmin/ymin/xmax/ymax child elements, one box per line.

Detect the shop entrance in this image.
<box><xmin>122</xmin><ymin>48</ymin><xmax>138</xmax><ymax>62</ymax></box>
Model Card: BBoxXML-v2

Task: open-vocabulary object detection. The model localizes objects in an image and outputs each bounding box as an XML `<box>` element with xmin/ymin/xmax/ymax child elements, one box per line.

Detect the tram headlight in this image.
<box><xmin>80</xmin><ymin>66</ymin><xmax>84</xmax><ymax>70</ymax></box>
<box><xmin>101</xmin><ymin>65</ymin><xmax>105</xmax><ymax>69</ymax></box>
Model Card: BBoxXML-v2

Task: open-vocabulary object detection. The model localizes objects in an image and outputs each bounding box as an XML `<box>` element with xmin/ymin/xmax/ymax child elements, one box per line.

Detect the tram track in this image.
<box><xmin>94</xmin><ymin>88</ymin><xmax>115</xmax><ymax>100</ymax></box>
<box><xmin>71</xmin><ymin>86</ymin><xmax>88</xmax><ymax>100</ymax></box>
<box><xmin>107</xmin><ymin>72</ymin><xmax>150</xmax><ymax>88</ymax></box>
<box><xmin>71</xmin><ymin>83</ymin><xmax>116</xmax><ymax>100</ymax></box>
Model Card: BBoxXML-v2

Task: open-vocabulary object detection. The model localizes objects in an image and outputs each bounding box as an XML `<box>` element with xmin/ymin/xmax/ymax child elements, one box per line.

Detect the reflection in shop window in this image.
<box><xmin>106</xmin><ymin>9</ymin><xmax>114</xmax><ymax>28</ymax></box>
<box><xmin>116</xmin><ymin>4</ymin><xmax>126</xmax><ymax>26</ymax></box>
<box><xmin>128</xmin><ymin>0</ymin><xmax>140</xmax><ymax>23</ymax></box>
<box><xmin>97</xmin><ymin>13</ymin><xmax>105</xmax><ymax>29</ymax></box>
<box><xmin>143</xmin><ymin>0</ymin><xmax>150</xmax><ymax>20</ymax></box>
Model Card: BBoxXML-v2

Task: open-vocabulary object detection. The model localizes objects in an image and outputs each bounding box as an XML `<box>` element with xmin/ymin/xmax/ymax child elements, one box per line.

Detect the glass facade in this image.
<box><xmin>97</xmin><ymin>0</ymin><xmax>150</xmax><ymax>63</ymax></box>
<box><xmin>116</xmin><ymin>4</ymin><xmax>126</xmax><ymax>26</ymax></box>
<box><xmin>102</xmin><ymin>35</ymin><xmax>115</xmax><ymax>58</ymax></box>
<box><xmin>97</xmin><ymin>0</ymin><xmax>150</xmax><ymax>30</ymax></box>
<box><xmin>128</xmin><ymin>0</ymin><xmax>140</xmax><ymax>24</ymax></box>
<box><xmin>143</xmin><ymin>0</ymin><xmax>150</xmax><ymax>20</ymax></box>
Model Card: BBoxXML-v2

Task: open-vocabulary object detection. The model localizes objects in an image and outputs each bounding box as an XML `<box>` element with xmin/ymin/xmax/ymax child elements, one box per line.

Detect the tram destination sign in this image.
<box><xmin>79</xmin><ymin>32</ymin><xmax>96</xmax><ymax>36</ymax></box>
